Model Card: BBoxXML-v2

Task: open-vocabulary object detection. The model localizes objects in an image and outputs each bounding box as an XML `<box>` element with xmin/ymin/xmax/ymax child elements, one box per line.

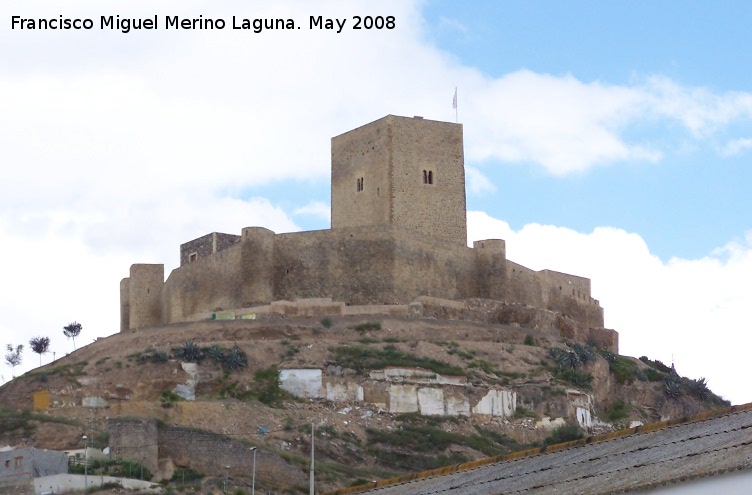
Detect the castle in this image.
<box><xmin>120</xmin><ymin>115</ymin><xmax>611</xmax><ymax>348</ymax></box>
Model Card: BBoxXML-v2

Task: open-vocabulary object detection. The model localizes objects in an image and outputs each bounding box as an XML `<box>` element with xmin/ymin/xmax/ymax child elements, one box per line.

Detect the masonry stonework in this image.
<box><xmin>121</xmin><ymin>114</ymin><xmax>611</xmax><ymax>347</ymax></box>
<box><xmin>107</xmin><ymin>418</ymin><xmax>306</xmax><ymax>486</ymax></box>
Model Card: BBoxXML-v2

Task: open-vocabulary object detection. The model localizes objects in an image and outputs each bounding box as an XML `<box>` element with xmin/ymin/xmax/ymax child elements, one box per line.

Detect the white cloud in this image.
<box><xmin>465</xmin><ymin>166</ymin><xmax>497</xmax><ymax>195</ymax></box>
<box><xmin>468</xmin><ymin>211</ymin><xmax>752</xmax><ymax>406</ymax></box>
<box><xmin>294</xmin><ymin>201</ymin><xmax>331</xmax><ymax>220</ymax></box>
<box><xmin>721</xmin><ymin>137</ymin><xmax>752</xmax><ymax>156</ymax></box>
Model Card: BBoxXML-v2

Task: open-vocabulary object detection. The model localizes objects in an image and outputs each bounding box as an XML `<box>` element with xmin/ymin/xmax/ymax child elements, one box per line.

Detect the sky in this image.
<box><xmin>1</xmin><ymin>1</ymin><xmax>750</xmax><ymax>406</ymax></box>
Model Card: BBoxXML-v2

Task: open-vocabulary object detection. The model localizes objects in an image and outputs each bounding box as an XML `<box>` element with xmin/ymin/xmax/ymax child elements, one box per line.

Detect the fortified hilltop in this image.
<box><xmin>121</xmin><ymin>115</ymin><xmax>614</xmax><ymax>350</ymax></box>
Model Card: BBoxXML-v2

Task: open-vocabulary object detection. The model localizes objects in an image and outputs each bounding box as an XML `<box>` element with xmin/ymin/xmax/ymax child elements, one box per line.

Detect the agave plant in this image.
<box><xmin>206</xmin><ymin>345</ymin><xmax>225</xmax><ymax>362</ymax></box>
<box><xmin>688</xmin><ymin>377</ymin><xmax>710</xmax><ymax>401</ymax></box>
<box><xmin>172</xmin><ymin>340</ymin><xmax>204</xmax><ymax>362</ymax></box>
<box><xmin>549</xmin><ymin>348</ymin><xmax>581</xmax><ymax>369</ymax></box>
<box><xmin>664</xmin><ymin>372</ymin><xmax>683</xmax><ymax>399</ymax></box>
<box><xmin>222</xmin><ymin>347</ymin><xmax>248</xmax><ymax>370</ymax></box>
<box><xmin>572</xmin><ymin>343</ymin><xmax>596</xmax><ymax>364</ymax></box>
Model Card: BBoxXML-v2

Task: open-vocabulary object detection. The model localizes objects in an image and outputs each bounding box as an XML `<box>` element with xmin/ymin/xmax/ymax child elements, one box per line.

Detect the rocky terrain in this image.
<box><xmin>0</xmin><ymin>314</ymin><xmax>728</xmax><ymax>494</ymax></box>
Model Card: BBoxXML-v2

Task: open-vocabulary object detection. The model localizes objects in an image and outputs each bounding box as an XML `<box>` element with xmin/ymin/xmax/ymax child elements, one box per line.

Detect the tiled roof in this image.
<box><xmin>327</xmin><ymin>403</ymin><xmax>752</xmax><ymax>495</ymax></box>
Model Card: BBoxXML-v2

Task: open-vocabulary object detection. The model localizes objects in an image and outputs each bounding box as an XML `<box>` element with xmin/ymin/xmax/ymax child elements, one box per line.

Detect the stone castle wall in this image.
<box><xmin>123</xmin><ymin>226</ymin><xmax>604</xmax><ymax>332</ymax></box>
<box><xmin>107</xmin><ymin>418</ymin><xmax>307</xmax><ymax>487</ymax></box>
<box><xmin>180</xmin><ymin>232</ymin><xmax>241</xmax><ymax>266</ymax></box>
<box><xmin>387</xmin><ymin>116</ymin><xmax>466</xmax><ymax>246</ymax></box>
<box><xmin>331</xmin><ymin>116</ymin><xmax>392</xmax><ymax>231</ymax></box>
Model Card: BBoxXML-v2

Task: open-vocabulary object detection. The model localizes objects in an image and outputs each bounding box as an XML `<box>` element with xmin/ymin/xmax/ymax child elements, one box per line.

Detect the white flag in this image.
<box><xmin>452</xmin><ymin>87</ymin><xmax>457</xmax><ymax>109</ymax></box>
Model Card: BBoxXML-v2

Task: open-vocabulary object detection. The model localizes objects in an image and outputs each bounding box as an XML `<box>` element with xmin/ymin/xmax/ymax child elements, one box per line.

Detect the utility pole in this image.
<box><xmin>250</xmin><ymin>447</ymin><xmax>257</xmax><ymax>495</ymax></box>
<box><xmin>82</xmin><ymin>435</ymin><xmax>88</xmax><ymax>491</ymax></box>
<box><xmin>310</xmin><ymin>423</ymin><xmax>315</xmax><ymax>495</ymax></box>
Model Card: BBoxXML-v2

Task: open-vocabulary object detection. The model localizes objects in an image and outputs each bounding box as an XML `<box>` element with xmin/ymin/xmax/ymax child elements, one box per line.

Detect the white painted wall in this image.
<box><xmin>279</xmin><ymin>369</ymin><xmax>323</xmax><ymax>398</ymax></box>
<box><xmin>418</xmin><ymin>387</ymin><xmax>445</xmax><ymax>416</ymax></box>
<box><xmin>34</xmin><ymin>473</ymin><xmax>154</xmax><ymax>494</ymax></box>
<box><xmin>389</xmin><ymin>384</ymin><xmax>419</xmax><ymax>413</ymax></box>
<box><xmin>576</xmin><ymin>407</ymin><xmax>592</xmax><ymax>428</ymax></box>
<box><xmin>472</xmin><ymin>390</ymin><xmax>516</xmax><ymax>418</ymax></box>
<box><xmin>280</xmin><ymin>368</ymin><xmax>516</xmax><ymax>419</ymax></box>
<box><xmin>326</xmin><ymin>381</ymin><xmax>364</xmax><ymax>402</ymax></box>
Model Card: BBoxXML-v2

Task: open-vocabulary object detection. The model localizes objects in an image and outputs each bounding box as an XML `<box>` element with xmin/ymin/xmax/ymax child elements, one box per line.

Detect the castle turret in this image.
<box><xmin>121</xmin><ymin>263</ymin><xmax>164</xmax><ymax>330</ymax></box>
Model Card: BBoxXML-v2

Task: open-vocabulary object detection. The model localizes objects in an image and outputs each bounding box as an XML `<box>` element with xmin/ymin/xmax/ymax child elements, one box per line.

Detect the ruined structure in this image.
<box><xmin>121</xmin><ymin>115</ymin><xmax>610</xmax><ymax>346</ymax></box>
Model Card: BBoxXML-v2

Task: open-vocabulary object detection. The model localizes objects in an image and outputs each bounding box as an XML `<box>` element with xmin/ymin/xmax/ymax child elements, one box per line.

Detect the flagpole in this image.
<box><xmin>453</xmin><ymin>86</ymin><xmax>458</xmax><ymax>123</ymax></box>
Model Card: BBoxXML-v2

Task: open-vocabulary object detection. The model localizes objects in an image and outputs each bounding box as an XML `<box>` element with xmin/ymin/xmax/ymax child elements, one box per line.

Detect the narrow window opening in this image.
<box><xmin>189</xmin><ymin>252</ymin><xmax>198</xmax><ymax>263</ymax></box>
<box><xmin>428</xmin><ymin>170</ymin><xmax>433</xmax><ymax>184</ymax></box>
<box><xmin>147</xmin><ymin>288</ymin><xmax>150</xmax><ymax>294</ymax></box>
<box><xmin>422</xmin><ymin>170</ymin><xmax>428</xmax><ymax>184</ymax></box>
<box><xmin>4</xmin><ymin>460</ymin><xmax>10</xmax><ymax>468</ymax></box>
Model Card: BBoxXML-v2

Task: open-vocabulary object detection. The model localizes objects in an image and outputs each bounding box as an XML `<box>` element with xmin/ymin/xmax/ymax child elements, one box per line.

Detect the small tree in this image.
<box><xmin>63</xmin><ymin>322</ymin><xmax>82</xmax><ymax>350</ymax></box>
<box><xmin>5</xmin><ymin>344</ymin><xmax>23</xmax><ymax>378</ymax></box>
<box><xmin>29</xmin><ymin>336</ymin><xmax>51</xmax><ymax>366</ymax></box>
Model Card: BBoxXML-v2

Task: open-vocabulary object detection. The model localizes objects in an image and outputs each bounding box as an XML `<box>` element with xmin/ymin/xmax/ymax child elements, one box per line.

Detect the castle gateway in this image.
<box><xmin>121</xmin><ymin>115</ymin><xmax>607</xmax><ymax>341</ymax></box>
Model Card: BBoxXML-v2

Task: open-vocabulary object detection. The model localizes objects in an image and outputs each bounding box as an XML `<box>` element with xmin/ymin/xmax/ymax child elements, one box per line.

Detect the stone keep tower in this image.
<box><xmin>331</xmin><ymin>115</ymin><xmax>467</xmax><ymax>245</ymax></box>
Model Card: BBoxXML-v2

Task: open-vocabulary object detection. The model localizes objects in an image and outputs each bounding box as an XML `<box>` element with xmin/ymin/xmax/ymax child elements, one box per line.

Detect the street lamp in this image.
<box><xmin>82</xmin><ymin>435</ymin><xmax>88</xmax><ymax>491</ymax></box>
<box><xmin>250</xmin><ymin>447</ymin><xmax>257</xmax><ymax>495</ymax></box>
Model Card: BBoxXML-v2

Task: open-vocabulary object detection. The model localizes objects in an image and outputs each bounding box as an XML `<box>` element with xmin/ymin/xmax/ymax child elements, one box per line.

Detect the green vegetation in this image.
<box><xmin>447</xmin><ymin>347</ymin><xmax>476</xmax><ymax>360</ymax></box>
<box><xmin>512</xmin><ymin>406</ymin><xmax>539</xmax><ymax>420</ymax></box>
<box><xmin>170</xmin><ymin>467</ymin><xmax>204</xmax><ymax>483</ymax></box>
<box><xmin>546</xmin><ymin>346</ymin><xmax>594</xmax><ymax>389</ymax></box>
<box><xmin>365</xmin><ymin>415</ymin><xmax>530</xmax><ymax>471</ymax></box>
<box><xmin>70</xmin><ymin>458</ymin><xmax>152</xmax><ymax>481</ymax></box>
<box><xmin>171</xmin><ymin>341</ymin><xmax>205</xmax><ymax>362</ymax></box>
<box><xmin>603</xmin><ymin>400</ymin><xmax>630</xmax><ymax>423</ymax></box>
<box><xmin>25</xmin><ymin>360</ymin><xmax>88</xmax><ymax>385</ymax></box>
<box><xmin>331</xmin><ymin>345</ymin><xmax>465</xmax><ymax>376</ymax></box>
<box><xmin>523</xmin><ymin>335</ymin><xmax>537</xmax><ymax>346</ymax></box>
<box><xmin>639</xmin><ymin>356</ymin><xmax>673</xmax><ymax>373</ymax></box>
<box><xmin>159</xmin><ymin>390</ymin><xmax>184</xmax><ymax>408</ymax></box>
<box><xmin>352</xmin><ymin>322</ymin><xmax>382</xmax><ymax>332</ymax></box>
<box><xmin>253</xmin><ymin>366</ymin><xmax>287</xmax><ymax>407</ymax></box>
<box><xmin>544</xmin><ymin>423</ymin><xmax>584</xmax><ymax>445</ymax></box>
<box><xmin>320</xmin><ymin>317</ymin><xmax>333</xmax><ymax>328</ymax></box>
<box><xmin>605</xmin><ymin>353</ymin><xmax>640</xmax><ymax>385</ymax></box>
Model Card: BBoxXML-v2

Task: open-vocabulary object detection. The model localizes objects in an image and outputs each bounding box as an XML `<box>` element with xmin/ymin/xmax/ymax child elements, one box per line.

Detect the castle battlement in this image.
<box><xmin>121</xmin><ymin>115</ymin><xmax>609</xmax><ymax>347</ymax></box>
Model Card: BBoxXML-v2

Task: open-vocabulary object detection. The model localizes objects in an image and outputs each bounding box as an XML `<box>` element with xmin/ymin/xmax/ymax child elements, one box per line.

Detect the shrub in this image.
<box><xmin>159</xmin><ymin>390</ymin><xmax>184</xmax><ymax>408</ymax></box>
<box><xmin>320</xmin><ymin>317</ymin><xmax>333</xmax><ymax>328</ymax></box>
<box><xmin>170</xmin><ymin>468</ymin><xmax>205</xmax><ymax>482</ymax></box>
<box><xmin>331</xmin><ymin>345</ymin><xmax>465</xmax><ymax>376</ymax></box>
<box><xmin>523</xmin><ymin>335</ymin><xmax>536</xmax><ymax>346</ymax></box>
<box><xmin>553</xmin><ymin>367</ymin><xmax>593</xmax><ymax>389</ymax></box>
<box><xmin>254</xmin><ymin>366</ymin><xmax>286</xmax><ymax>407</ymax></box>
<box><xmin>544</xmin><ymin>423</ymin><xmax>584</xmax><ymax>445</ymax></box>
<box><xmin>352</xmin><ymin>322</ymin><xmax>381</xmax><ymax>332</ymax></box>
<box><xmin>603</xmin><ymin>400</ymin><xmax>630</xmax><ymax>423</ymax></box>
<box><xmin>512</xmin><ymin>407</ymin><xmax>539</xmax><ymax>420</ymax></box>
